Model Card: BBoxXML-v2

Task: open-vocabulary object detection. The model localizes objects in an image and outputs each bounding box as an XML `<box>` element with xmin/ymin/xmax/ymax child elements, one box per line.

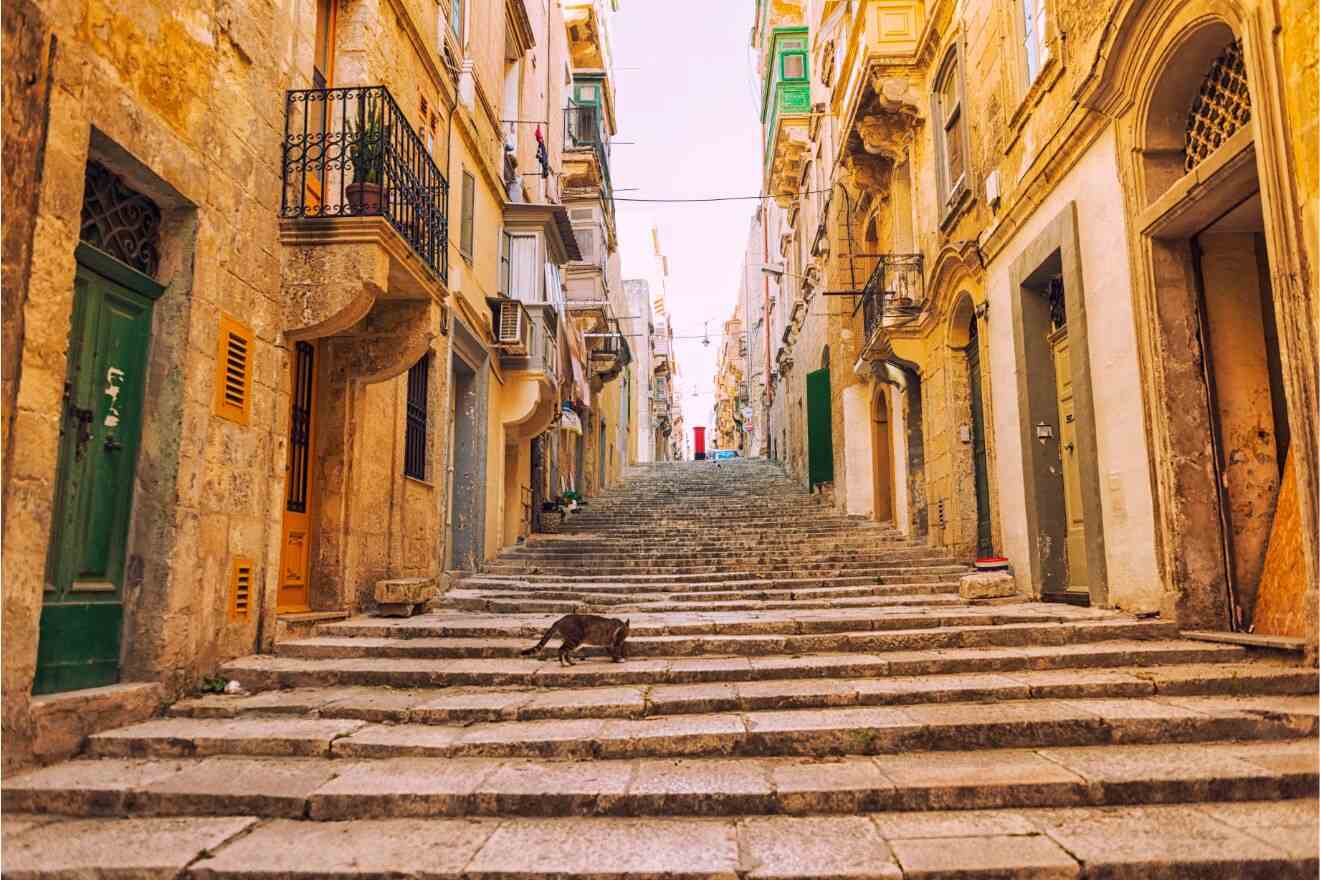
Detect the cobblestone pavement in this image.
<box><xmin>4</xmin><ymin>460</ymin><xmax>1317</xmax><ymax>877</ymax></box>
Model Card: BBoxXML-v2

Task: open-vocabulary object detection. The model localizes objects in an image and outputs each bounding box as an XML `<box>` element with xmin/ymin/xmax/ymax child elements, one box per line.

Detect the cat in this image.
<box><xmin>520</xmin><ymin>614</ymin><xmax>631</xmax><ymax>665</ymax></box>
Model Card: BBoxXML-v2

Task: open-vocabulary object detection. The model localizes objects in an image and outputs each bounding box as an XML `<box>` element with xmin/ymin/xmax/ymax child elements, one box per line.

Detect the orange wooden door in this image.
<box><xmin>278</xmin><ymin>340</ymin><xmax>317</xmax><ymax>612</ymax></box>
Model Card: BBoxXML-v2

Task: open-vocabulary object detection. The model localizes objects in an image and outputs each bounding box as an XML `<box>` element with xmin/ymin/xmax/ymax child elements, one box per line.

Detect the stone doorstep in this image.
<box><xmin>374</xmin><ymin>577</ymin><xmax>438</xmax><ymax>619</ymax></box>
<box><xmin>28</xmin><ymin>682</ymin><xmax>165</xmax><ymax>767</ymax></box>
<box><xmin>80</xmin><ymin>695</ymin><xmax>1320</xmax><ymax>762</ymax></box>
<box><xmin>166</xmin><ymin>663</ymin><xmax>1320</xmax><ymax>725</ymax></box>
<box><xmin>5</xmin><ymin>740</ymin><xmax>1317</xmax><ymax>820</ymax></box>
<box><xmin>3</xmin><ymin>802</ymin><xmax>1315</xmax><ymax>877</ymax></box>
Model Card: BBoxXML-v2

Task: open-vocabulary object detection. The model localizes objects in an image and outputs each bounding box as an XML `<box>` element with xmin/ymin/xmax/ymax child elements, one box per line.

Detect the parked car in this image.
<box><xmin>713</xmin><ymin>450</ymin><xmax>738</xmax><ymax>461</ymax></box>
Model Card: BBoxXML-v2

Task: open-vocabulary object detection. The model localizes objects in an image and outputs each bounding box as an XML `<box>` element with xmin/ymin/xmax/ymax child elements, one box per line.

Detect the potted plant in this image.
<box><xmin>346</xmin><ymin>111</ymin><xmax>386</xmax><ymax>214</ymax></box>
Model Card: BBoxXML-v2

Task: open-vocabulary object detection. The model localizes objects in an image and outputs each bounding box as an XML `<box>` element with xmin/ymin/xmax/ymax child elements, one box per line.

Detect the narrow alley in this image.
<box><xmin>5</xmin><ymin>460</ymin><xmax>1317</xmax><ymax>876</ymax></box>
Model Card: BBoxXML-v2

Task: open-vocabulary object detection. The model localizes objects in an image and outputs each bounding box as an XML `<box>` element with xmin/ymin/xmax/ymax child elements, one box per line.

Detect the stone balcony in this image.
<box><xmin>278</xmin><ymin>84</ymin><xmax>448</xmax><ymax>342</ymax></box>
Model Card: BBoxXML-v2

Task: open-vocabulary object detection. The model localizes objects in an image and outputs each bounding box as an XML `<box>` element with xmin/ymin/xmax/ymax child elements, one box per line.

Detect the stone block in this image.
<box><xmin>374</xmin><ymin>577</ymin><xmax>435</xmax><ymax>617</ymax></box>
<box><xmin>960</xmin><ymin>570</ymin><xmax>1018</xmax><ymax>600</ymax></box>
<box><xmin>30</xmin><ymin>682</ymin><xmax>165</xmax><ymax>766</ymax></box>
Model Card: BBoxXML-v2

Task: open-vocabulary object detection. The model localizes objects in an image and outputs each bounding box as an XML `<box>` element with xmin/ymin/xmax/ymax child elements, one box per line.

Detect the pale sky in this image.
<box><xmin>610</xmin><ymin>0</ymin><xmax>763</xmax><ymax>438</ymax></box>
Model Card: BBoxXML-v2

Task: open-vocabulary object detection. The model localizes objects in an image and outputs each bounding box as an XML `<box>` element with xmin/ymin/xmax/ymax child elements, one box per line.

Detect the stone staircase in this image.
<box><xmin>4</xmin><ymin>459</ymin><xmax>1317</xmax><ymax>877</ymax></box>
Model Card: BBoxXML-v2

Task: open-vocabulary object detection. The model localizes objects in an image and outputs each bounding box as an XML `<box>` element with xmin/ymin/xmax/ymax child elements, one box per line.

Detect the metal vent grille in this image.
<box><xmin>214</xmin><ymin>316</ymin><xmax>254</xmax><ymax>425</ymax></box>
<box><xmin>1185</xmin><ymin>39</ymin><xmax>1251</xmax><ymax>172</ymax></box>
<box><xmin>229</xmin><ymin>557</ymin><xmax>253</xmax><ymax>619</ymax></box>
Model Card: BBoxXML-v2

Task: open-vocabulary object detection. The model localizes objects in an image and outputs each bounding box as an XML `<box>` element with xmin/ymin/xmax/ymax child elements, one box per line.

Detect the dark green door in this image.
<box><xmin>35</xmin><ymin>247</ymin><xmax>160</xmax><ymax>694</ymax></box>
<box><xmin>968</xmin><ymin>320</ymin><xmax>992</xmax><ymax>557</ymax></box>
<box><xmin>806</xmin><ymin>367</ymin><xmax>834</xmax><ymax>487</ymax></box>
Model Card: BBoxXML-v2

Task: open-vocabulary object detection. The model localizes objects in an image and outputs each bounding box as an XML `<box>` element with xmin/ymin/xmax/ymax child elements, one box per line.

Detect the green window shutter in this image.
<box><xmin>460</xmin><ymin>171</ymin><xmax>475</xmax><ymax>257</ymax></box>
<box><xmin>806</xmin><ymin>368</ymin><xmax>834</xmax><ymax>487</ymax></box>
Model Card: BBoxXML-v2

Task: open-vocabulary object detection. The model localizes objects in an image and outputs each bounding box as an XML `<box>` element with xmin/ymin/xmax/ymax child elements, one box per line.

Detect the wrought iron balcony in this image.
<box><xmin>857</xmin><ymin>253</ymin><xmax>924</xmax><ymax>345</ymax></box>
<box><xmin>281</xmin><ymin>85</ymin><xmax>449</xmax><ymax>282</ymax></box>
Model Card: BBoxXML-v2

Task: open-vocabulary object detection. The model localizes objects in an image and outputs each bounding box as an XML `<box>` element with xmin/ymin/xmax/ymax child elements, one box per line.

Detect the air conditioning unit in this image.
<box><xmin>494</xmin><ymin>300</ymin><xmax>530</xmax><ymax>355</ymax></box>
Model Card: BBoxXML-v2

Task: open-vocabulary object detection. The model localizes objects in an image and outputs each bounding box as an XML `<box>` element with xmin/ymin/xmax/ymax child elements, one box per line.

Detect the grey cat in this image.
<box><xmin>520</xmin><ymin>614</ymin><xmax>631</xmax><ymax>665</ymax></box>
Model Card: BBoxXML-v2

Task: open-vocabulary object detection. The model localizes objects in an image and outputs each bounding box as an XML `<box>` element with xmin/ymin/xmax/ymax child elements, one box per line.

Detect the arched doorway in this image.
<box><xmin>1103</xmin><ymin>15</ymin><xmax>1312</xmax><ymax>635</ymax></box>
<box><xmin>871</xmin><ymin>384</ymin><xmax>893</xmax><ymax>523</ymax></box>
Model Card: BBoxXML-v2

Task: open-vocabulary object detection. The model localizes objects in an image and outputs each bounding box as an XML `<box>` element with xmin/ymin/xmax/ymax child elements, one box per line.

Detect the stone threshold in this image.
<box><xmin>1184</xmin><ymin>630</ymin><xmax>1307</xmax><ymax>653</ymax></box>
<box><xmin>28</xmin><ymin>682</ymin><xmax>164</xmax><ymax>766</ymax></box>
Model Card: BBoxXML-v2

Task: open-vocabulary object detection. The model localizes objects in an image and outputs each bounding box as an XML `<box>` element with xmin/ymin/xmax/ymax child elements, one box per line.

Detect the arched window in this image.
<box><xmin>1184</xmin><ymin>39</ymin><xmax>1251</xmax><ymax>172</ymax></box>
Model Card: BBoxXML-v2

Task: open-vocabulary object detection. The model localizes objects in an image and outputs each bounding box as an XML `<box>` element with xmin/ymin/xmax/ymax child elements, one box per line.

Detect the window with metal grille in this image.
<box><xmin>1185</xmin><ymin>39</ymin><xmax>1251</xmax><ymax>172</ymax></box>
<box><xmin>404</xmin><ymin>353</ymin><xmax>430</xmax><ymax>479</ymax></box>
<box><xmin>287</xmin><ymin>341</ymin><xmax>315</xmax><ymax>513</ymax></box>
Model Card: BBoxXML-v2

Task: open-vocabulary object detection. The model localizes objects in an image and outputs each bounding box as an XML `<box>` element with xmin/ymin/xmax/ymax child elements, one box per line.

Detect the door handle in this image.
<box><xmin>69</xmin><ymin>404</ymin><xmax>94</xmax><ymax>458</ymax></box>
<box><xmin>104</xmin><ymin>436</ymin><xmax>124</xmax><ymax>452</ymax></box>
<box><xmin>1065</xmin><ymin>442</ymin><xmax>1075</xmax><ymax>453</ymax></box>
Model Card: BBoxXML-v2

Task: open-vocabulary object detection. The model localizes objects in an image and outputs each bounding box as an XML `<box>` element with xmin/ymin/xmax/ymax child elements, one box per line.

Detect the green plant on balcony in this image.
<box><xmin>347</xmin><ymin>112</ymin><xmax>387</xmax><ymax>213</ymax></box>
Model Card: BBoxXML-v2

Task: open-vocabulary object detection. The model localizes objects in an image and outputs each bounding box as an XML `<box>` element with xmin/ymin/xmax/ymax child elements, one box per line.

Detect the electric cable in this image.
<box><xmin>615</xmin><ymin>188</ymin><xmax>831</xmax><ymax>203</ymax></box>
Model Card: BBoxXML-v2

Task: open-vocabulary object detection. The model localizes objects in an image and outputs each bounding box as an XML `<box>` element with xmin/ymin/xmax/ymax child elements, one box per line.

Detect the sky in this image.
<box><xmin>608</xmin><ymin>0</ymin><xmax>763</xmax><ymax>436</ymax></box>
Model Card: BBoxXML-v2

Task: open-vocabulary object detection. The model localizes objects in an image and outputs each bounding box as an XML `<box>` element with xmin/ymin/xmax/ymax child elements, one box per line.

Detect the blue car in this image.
<box><xmin>712</xmin><ymin>450</ymin><xmax>738</xmax><ymax>461</ymax></box>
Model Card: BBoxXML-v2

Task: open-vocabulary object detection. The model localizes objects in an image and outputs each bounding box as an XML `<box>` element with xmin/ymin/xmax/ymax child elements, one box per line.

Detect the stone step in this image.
<box><xmin>7</xmin><ymin>740</ymin><xmax>1316</xmax><ymax>821</ymax></box>
<box><xmin>221</xmin><ymin>639</ymin><xmax>1251</xmax><ymax>690</ymax></box>
<box><xmin>83</xmin><ymin>695</ymin><xmax>1319</xmax><ymax>763</ymax></box>
<box><xmin>454</xmin><ymin>587</ymin><xmax>964</xmax><ymax>608</ymax></box>
<box><xmin>315</xmin><ymin>604</ymin><xmax>1103</xmax><ymax>639</ymax></box>
<box><xmin>276</xmin><ymin>620</ymin><xmax>1182</xmax><ymax>660</ymax></box>
<box><xmin>467</xmin><ymin>573</ymin><xmax>967</xmax><ymax>590</ymax></box>
<box><xmin>168</xmin><ymin>664</ymin><xmax>1320</xmax><ymax>725</ymax></box>
<box><xmin>448</xmin><ymin>594</ymin><xmax>967</xmax><ymax>615</ymax></box>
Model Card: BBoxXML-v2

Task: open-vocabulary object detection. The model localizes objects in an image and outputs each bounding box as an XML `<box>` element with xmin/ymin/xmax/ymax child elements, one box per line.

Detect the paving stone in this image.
<box><xmin>139</xmin><ymin>757</ymin><xmax>339</xmax><ymax>817</ymax></box>
<box><xmin>744</xmin><ymin>706</ymin><xmax>914</xmax><ymax>755</ymax></box>
<box><xmin>739</xmin><ymin>816</ymin><xmax>901</xmax><ymax>878</ymax></box>
<box><xmin>3</xmin><ymin>816</ymin><xmax>257</xmax><ymax>879</ymax></box>
<box><xmin>627</xmin><ymin>759</ymin><xmax>773</xmax><ymax>815</ymax></box>
<box><xmin>736</xmin><ymin>678</ymin><xmax>859</xmax><ymax>710</ymax></box>
<box><xmin>458</xmin><ymin>717</ymin><xmax>610</xmax><ymax>758</ymax></box>
<box><xmin>767</xmin><ymin>757</ymin><xmax>895</xmax><ymax>813</ymax></box>
<box><xmin>190</xmin><ymin>817</ymin><xmax>498</xmax><ymax>877</ymax></box>
<box><xmin>87</xmin><ymin>717</ymin><xmax>367</xmax><ymax>758</ymax></box>
<box><xmin>331</xmin><ymin>723</ymin><xmax>464</xmax><ymax>758</ymax></box>
<box><xmin>308</xmin><ymin>758</ymin><xmax>502</xmax><ymax>818</ymax></box>
<box><xmin>1005</xmin><ymin>669</ymin><xmax>1156</xmax><ymax>699</ymax></box>
<box><xmin>473</xmin><ymin>759</ymin><xmax>635</xmax><ymax>816</ymax></box>
<box><xmin>647</xmin><ymin>682</ymin><xmax>741</xmax><ymax>714</ymax></box>
<box><xmin>2</xmin><ymin>758</ymin><xmax>186</xmax><ymax>814</ymax></box>
<box><xmin>1032</xmin><ymin>804</ymin><xmax>1308</xmax><ymax>879</ymax></box>
<box><xmin>873</xmin><ymin>749</ymin><xmax>1088</xmax><ymax>810</ymax></box>
<box><xmin>464</xmin><ymin>817</ymin><xmax>741</xmax><ymax>877</ymax></box>
<box><xmin>597</xmin><ymin>713</ymin><xmax>748</xmax><ymax>758</ymax></box>
<box><xmin>853</xmin><ymin>674</ymin><xmax>1030</xmax><ymax>705</ymax></box>
<box><xmin>870</xmin><ymin>809</ymin><xmax>1040</xmax><ymax>839</ymax></box>
<box><xmin>411</xmin><ymin>690</ymin><xmax>531</xmax><ymax>723</ymax></box>
<box><xmin>519</xmin><ymin>686</ymin><xmax>647</xmax><ymax>720</ymax></box>
<box><xmin>888</xmin><ymin>833</ymin><xmax>1080</xmax><ymax>879</ymax></box>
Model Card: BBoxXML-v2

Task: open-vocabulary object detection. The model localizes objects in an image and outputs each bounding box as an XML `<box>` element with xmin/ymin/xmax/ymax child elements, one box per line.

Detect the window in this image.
<box><xmin>503</xmin><ymin>232</ymin><xmax>539</xmax><ymax>302</ymax></box>
<box><xmin>460</xmin><ymin>171</ymin><xmax>475</xmax><ymax>258</ymax></box>
<box><xmin>782</xmin><ymin>51</ymin><xmax>806</xmax><ymax>81</ymax></box>
<box><xmin>404</xmin><ymin>353</ymin><xmax>430</xmax><ymax>479</ymax></box>
<box><xmin>449</xmin><ymin>0</ymin><xmax>464</xmax><ymax>43</ymax></box>
<box><xmin>934</xmin><ymin>50</ymin><xmax>968</xmax><ymax>208</ymax></box>
<box><xmin>1021</xmin><ymin>0</ymin><xmax>1047</xmax><ymax>85</ymax></box>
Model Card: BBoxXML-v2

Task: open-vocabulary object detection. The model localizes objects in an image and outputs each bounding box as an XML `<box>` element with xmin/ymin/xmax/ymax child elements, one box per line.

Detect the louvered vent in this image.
<box><xmin>214</xmin><ymin>315</ymin><xmax>254</xmax><ymax>425</ymax></box>
<box><xmin>494</xmin><ymin>301</ymin><xmax>529</xmax><ymax>354</ymax></box>
<box><xmin>228</xmin><ymin>557</ymin><xmax>253</xmax><ymax>620</ymax></box>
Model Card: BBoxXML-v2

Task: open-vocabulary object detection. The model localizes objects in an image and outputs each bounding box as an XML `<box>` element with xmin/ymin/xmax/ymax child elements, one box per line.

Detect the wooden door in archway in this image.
<box><xmin>871</xmin><ymin>385</ymin><xmax>893</xmax><ymax>523</ymax></box>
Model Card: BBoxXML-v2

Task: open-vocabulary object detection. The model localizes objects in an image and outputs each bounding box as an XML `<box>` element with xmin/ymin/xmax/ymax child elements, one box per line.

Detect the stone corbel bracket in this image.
<box><xmin>279</xmin><ymin>216</ymin><xmax>448</xmax><ymax>342</ymax></box>
<box><xmin>856</xmin><ymin>75</ymin><xmax>924</xmax><ymax>163</ymax></box>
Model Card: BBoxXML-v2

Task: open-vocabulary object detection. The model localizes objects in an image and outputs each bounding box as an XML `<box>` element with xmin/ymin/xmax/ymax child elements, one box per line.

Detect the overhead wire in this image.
<box><xmin>615</xmin><ymin>188</ymin><xmax>831</xmax><ymax>203</ymax></box>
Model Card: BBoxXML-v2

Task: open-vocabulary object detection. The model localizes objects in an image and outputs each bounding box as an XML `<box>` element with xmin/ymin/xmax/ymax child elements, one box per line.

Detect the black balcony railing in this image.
<box><xmin>563</xmin><ymin>103</ymin><xmax>614</xmax><ymax>210</ymax></box>
<box><xmin>857</xmin><ymin>253</ymin><xmax>924</xmax><ymax>343</ymax></box>
<box><xmin>281</xmin><ymin>85</ymin><xmax>449</xmax><ymax>282</ymax></box>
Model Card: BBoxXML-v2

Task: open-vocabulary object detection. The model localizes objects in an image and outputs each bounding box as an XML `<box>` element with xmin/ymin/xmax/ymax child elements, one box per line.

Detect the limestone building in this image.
<box><xmin>1</xmin><ymin>0</ymin><xmax>638</xmax><ymax>766</ymax></box>
<box><xmin>750</xmin><ymin>0</ymin><xmax>1316</xmax><ymax>650</ymax></box>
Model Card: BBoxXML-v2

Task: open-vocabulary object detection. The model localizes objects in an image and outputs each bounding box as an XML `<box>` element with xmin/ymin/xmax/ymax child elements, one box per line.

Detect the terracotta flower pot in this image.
<box><xmin>346</xmin><ymin>181</ymin><xmax>383</xmax><ymax>214</ymax></box>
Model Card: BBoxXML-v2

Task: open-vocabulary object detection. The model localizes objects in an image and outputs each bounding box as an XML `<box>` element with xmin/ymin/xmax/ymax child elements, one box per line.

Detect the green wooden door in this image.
<box><xmin>806</xmin><ymin>367</ymin><xmax>834</xmax><ymax>487</ymax></box>
<box><xmin>968</xmin><ymin>321</ymin><xmax>993</xmax><ymax>557</ymax></box>
<box><xmin>35</xmin><ymin>247</ymin><xmax>160</xmax><ymax>694</ymax></box>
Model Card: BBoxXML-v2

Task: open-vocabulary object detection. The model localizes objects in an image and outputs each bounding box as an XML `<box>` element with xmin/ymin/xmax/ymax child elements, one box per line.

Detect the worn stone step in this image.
<box><xmin>277</xmin><ymin>620</ymin><xmax>1181</xmax><ymax>661</ymax></box>
<box><xmin>8</xmin><ymin>740</ymin><xmax>1316</xmax><ymax>821</ymax></box>
<box><xmin>315</xmin><ymin>604</ymin><xmax>1100</xmax><ymax>639</ymax></box>
<box><xmin>221</xmin><ymin>640</ymin><xmax>1251</xmax><ymax>690</ymax></box>
<box><xmin>6</xmin><ymin>802</ymin><xmax>1315</xmax><ymax>878</ymax></box>
<box><xmin>83</xmin><ymin>695</ymin><xmax>1319</xmax><ymax>761</ymax></box>
<box><xmin>168</xmin><ymin>664</ymin><xmax>1319</xmax><ymax>725</ymax></box>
